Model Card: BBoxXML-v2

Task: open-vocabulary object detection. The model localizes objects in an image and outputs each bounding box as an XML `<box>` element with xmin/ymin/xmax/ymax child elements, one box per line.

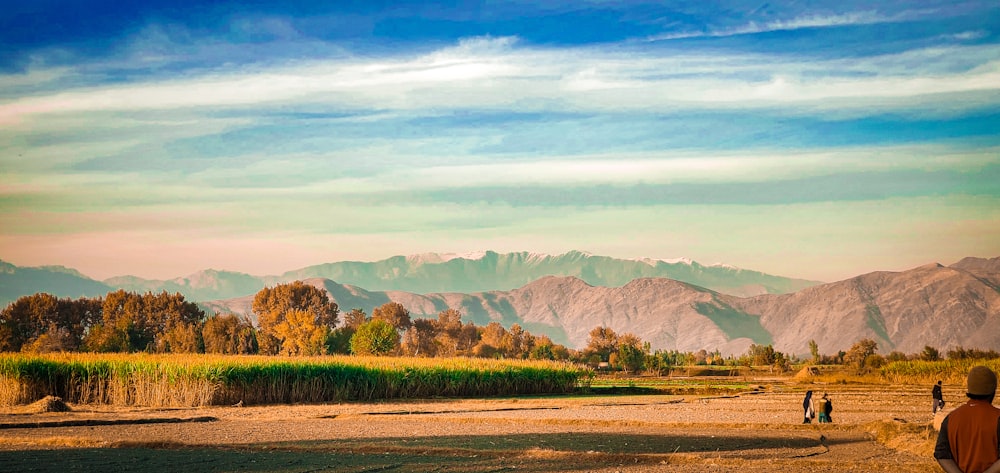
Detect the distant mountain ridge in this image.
<box><xmin>1</xmin><ymin>260</ymin><xmax>113</xmax><ymax>307</ymax></box>
<box><xmin>4</xmin><ymin>256</ymin><xmax>998</xmax><ymax>355</ymax></box>
<box><xmin>201</xmin><ymin>256</ymin><xmax>1000</xmax><ymax>356</ymax></box>
<box><xmin>277</xmin><ymin>250</ymin><xmax>819</xmax><ymax>297</ymax></box>
<box><xmin>0</xmin><ymin>251</ymin><xmax>822</xmax><ymax>307</ymax></box>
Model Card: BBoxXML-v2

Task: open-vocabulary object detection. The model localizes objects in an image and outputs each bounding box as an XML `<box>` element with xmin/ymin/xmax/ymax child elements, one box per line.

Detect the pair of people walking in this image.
<box><xmin>802</xmin><ymin>391</ymin><xmax>833</xmax><ymax>424</ymax></box>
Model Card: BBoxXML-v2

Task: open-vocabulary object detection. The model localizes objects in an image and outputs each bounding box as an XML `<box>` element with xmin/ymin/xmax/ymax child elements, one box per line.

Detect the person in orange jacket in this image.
<box><xmin>934</xmin><ymin>366</ymin><xmax>1000</xmax><ymax>473</ymax></box>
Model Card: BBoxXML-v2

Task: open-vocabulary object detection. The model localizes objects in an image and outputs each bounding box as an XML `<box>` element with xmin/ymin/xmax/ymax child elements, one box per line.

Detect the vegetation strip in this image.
<box><xmin>0</xmin><ymin>353</ymin><xmax>588</xmax><ymax>407</ymax></box>
<box><xmin>0</xmin><ymin>416</ymin><xmax>217</xmax><ymax>429</ymax></box>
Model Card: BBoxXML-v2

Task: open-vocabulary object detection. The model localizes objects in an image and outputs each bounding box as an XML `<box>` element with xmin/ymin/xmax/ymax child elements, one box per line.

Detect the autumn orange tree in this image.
<box><xmin>202</xmin><ymin>313</ymin><xmax>257</xmax><ymax>354</ymax></box>
<box><xmin>0</xmin><ymin>293</ymin><xmax>101</xmax><ymax>352</ymax></box>
<box><xmin>372</xmin><ymin>302</ymin><xmax>411</xmax><ymax>332</ymax></box>
<box><xmin>252</xmin><ymin>281</ymin><xmax>338</xmax><ymax>355</ymax></box>
<box><xmin>83</xmin><ymin>290</ymin><xmax>203</xmax><ymax>353</ymax></box>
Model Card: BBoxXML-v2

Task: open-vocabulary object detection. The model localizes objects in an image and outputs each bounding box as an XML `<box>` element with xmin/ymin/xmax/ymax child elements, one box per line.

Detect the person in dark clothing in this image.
<box><xmin>802</xmin><ymin>390</ymin><xmax>814</xmax><ymax>423</ymax></box>
<box><xmin>933</xmin><ymin>366</ymin><xmax>1000</xmax><ymax>473</ymax></box>
<box><xmin>934</xmin><ymin>380</ymin><xmax>945</xmax><ymax>414</ymax></box>
<box><xmin>823</xmin><ymin>394</ymin><xmax>833</xmax><ymax>423</ymax></box>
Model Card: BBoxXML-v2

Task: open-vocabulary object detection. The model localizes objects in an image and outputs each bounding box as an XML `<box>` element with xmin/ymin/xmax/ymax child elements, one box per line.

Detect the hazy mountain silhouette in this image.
<box><xmin>92</xmin><ymin>251</ymin><xmax>821</xmax><ymax>303</ymax></box>
<box><xmin>202</xmin><ymin>258</ymin><xmax>1000</xmax><ymax>356</ymax></box>
<box><xmin>1</xmin><ymin>260</ymin><xmax>112</xmax><ymax>306</ymax></box>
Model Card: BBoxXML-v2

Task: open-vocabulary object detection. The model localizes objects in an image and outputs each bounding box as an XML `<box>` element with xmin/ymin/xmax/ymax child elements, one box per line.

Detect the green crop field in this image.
<box><xmin>0</xmin><ymin>353</ymin><xmax>591</xmax><ymax>407</ymax></box>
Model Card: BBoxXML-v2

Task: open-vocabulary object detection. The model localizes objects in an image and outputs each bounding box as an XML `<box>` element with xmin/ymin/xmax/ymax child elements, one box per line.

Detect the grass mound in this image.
<box><xmin>865</xmin><ymin>418</ymin><xmax>937</xmax><ymax>457</ymax></box>
<box><xmin>28</xmin><ymin>395</ymin><xmax>71</xmax><ymax>413</ymax></box>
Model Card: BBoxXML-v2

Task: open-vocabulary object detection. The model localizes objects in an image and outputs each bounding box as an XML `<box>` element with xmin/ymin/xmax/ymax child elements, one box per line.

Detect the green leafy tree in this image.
<box><xmin>808</xmin><ymin>340</ymin><xmax>820</xmax><ymax>364</ymax></box>
<box><xmin>885</xmin><ymin>351</ymin><xmax>908</xmax><ymax>362</ymax></box>
<box><xmin>612</xmin><ymin>333</ymin><xmax>646</xmax><ymax>373</ymax></box>
<box><xmin>529</xmin><ymin>337</ymin><xmax>555</xmax><ymax>360</ymax></box>
<box><xmin>921</xmin><ymin>345</ymin><xmax>941</xmax><ymax>361</ymax></box>
<box><xmin>616</xmin><ymin>344</ymin><xmax>646</xmax><ymax>373</ymax></box>
<box><xmin>350</xmin><ymin>319</ymin><xmax>399</xmax><ymax>356</ymax></box>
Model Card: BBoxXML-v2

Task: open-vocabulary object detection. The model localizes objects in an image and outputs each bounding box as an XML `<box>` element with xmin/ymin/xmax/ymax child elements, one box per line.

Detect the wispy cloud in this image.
<box><xmin>646</xmin><ymin>11</ymin><xmax>889</xmax><ymax>41</ymax></box>
<box><xmin>3</xmin><ymin>36</ymin><xmax>999</xmax><ymax>126</ymax></box>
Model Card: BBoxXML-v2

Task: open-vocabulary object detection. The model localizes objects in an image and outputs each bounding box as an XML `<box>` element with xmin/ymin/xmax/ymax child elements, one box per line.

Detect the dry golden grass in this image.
<box><xmin>865</xmin><ymin>419</ymin><xmax>938</xmax><ymax>457</ymax></box>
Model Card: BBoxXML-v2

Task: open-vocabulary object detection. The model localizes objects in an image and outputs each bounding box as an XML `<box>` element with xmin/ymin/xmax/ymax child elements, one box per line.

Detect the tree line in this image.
<box><xmin>3</xmin><ymin>282</ymin><xmax>997</xmax><ymax>372</ymax></box>
<box><xmin>0</xmin><ymin>282</ymin><xmax>586</xmax><ymax>361</ymax></box>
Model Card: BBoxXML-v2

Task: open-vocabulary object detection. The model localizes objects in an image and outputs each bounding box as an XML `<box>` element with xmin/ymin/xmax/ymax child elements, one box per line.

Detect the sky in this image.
<box><xmin>1</xmin><ymin>0</ymin><xmax>999</xmax><ymax>283</ymax></box>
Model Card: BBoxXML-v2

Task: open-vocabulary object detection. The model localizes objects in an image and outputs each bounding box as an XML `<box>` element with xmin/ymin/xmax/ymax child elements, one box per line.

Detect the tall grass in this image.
<box><xmin>0</xmin><ymin>353</ymin><xmax>590</xmax><ymax>407</ymax></box>
<box><xmin>880</xmin><ymin>359</ymin><xmax>1000</xmax><ymax>385</ymax></box>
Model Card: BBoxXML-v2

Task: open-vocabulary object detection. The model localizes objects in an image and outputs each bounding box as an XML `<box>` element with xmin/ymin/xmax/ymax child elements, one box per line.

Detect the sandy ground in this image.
<box><xmin>0</xmin><ymin>380</ymin><xmax>953</xmax><ymax>473</ymax></box>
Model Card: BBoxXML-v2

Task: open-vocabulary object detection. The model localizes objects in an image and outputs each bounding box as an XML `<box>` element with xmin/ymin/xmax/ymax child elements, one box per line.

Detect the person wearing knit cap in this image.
<box><xmin>934</xmin><ymin>366</ymin><xmax>1000</xmax><ymax>473</ymax></box>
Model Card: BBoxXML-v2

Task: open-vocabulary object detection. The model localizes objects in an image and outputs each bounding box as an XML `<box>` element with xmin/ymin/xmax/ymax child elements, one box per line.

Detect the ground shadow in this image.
<box><xmin>0</xmin><ymin>431</ymin><xmax>865</xmax><ymax>472</ymax></box>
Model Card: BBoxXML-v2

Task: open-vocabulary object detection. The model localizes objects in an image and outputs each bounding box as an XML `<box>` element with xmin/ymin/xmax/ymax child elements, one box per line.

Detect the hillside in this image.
<box><xmin>734</xmin><ymin>262</ymin><xmax>1000</xmax><ymax>355</ymax></box>
<box><xmin>0</xmin><ymin>260</ymin><xmax>112</xmax><ymax>306</ymax></box>
<box><xmin>204</xmin><ymin>259</ymin><xmax>1000</xmax><ymax>356</ymax></box>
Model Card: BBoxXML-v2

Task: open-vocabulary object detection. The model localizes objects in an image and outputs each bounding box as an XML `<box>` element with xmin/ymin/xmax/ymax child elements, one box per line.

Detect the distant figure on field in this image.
<box><xmin>802</xmin><ymin>390</ymin><xmax>815</xmax><ymax>423</ymax></box>
<box><xmin>817</xmin><ymin>393</ymin><xmax>832</xmax><ymax>423</ymax></box>
<box><xmin>933</xmin><ymin>380</ymin><xmax>945</xmax><ymax>414</ymax></box>
<box><xmin>934</xmin><ymin>366</ymin><xmax>1000</xmax><ymax>473</ymax></box>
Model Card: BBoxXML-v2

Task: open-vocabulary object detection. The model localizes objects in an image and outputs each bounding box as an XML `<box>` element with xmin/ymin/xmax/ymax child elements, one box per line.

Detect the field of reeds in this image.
<box><xmin>879</xmin><ymin>358</ymin><xmax>1000</xmax><ymax>385</ymax></box>
<box><xmin>0</xmin><ymin>353</ymin><xmax>590</xmax><ymax>408</ymax></box>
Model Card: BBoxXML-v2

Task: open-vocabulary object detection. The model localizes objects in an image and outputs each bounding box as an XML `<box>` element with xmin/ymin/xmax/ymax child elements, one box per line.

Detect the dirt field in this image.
<box><xmin>0</xmin><ymin>380</ymin><xmax>952</xmax><ymax>472</ymax></box>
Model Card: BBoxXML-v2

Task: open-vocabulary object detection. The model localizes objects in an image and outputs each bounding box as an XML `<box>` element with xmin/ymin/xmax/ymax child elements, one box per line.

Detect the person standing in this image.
<box><xmin>802</xmin><ymin>390</ymin><xmax>815</xmax><ymax>423</ymax></box>
<box><xmin>934</xmin><ymin>380</ymin><xmax>945</xmax><ymax>414</ymax></box>
<box><xmin>817</xmin><ymin>393</ymin><xmax>831</xmax><ymax>423</ymax></box>
<box><xmin>934</xmin><ymin>366</ymin><xmax>1000</xmax><ymax>473</ymax></box>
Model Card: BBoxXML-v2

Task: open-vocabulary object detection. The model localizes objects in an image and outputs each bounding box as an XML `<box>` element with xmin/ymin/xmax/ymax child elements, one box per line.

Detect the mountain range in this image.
<box><xmin>3</xmin><ymin>253</ymin><xmax>997</xmax><ymax>356</ymax></box>
<box><xmin>201</xmin><ymin>256</ymin><xmax>1000</xmax><ymax>356</ymax></box>
<box><xmin>1</xmin><ymin>250</ymin><xmax>819</xmax><ymax>307</ymax></box>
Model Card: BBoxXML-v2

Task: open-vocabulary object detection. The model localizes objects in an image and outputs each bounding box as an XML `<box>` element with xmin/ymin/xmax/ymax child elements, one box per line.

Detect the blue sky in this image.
<box><xmin>1</xmin><ymin>1</ymin><xmax>999</xmax><ymax>282</ymax></box>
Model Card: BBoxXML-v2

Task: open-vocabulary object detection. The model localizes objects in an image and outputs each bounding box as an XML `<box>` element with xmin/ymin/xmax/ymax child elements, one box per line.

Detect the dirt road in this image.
<box><xmin>0</xmin><ymin>382</ymin><xmax>946</xmax><ymax>472</ymax></box>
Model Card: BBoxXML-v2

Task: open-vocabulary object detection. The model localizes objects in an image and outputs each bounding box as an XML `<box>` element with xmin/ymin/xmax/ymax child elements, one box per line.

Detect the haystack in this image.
<box><xmin>28</xmin><ymin>395</ymin><xmax>72</xmax><ymax>413</ymax></box>
<box><xmin>794</xmin><ymin>366</ymin><xmax>820</xmax><ymax>380</ymax></box>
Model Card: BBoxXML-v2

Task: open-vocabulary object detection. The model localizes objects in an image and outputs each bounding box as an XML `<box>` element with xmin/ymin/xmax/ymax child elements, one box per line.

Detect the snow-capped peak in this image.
<box><xmin>631</xmin><ymin>257</ymin><xmax>694</xmax><ymax>267</ymax></box>
<box><xmin>406</xmin><ymin>251</ymin><xmax>489</xmax><ymax>265</ymax></box>
<box><xmin>707</xmin><ymin>262</ymin><xmax>741</xmax><ymax>271</ymax></box>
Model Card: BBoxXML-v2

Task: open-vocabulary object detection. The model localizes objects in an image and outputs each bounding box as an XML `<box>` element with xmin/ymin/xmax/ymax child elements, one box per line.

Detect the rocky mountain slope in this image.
<box><xmin>203</xmin><ymin>257</ymin><xmax>1000</xmax><ymax>356</ymax></box>
<box><xmin>734</xmin><ymin>259</ymin><xmax>1000</xmax><ymax>355</ymax></box>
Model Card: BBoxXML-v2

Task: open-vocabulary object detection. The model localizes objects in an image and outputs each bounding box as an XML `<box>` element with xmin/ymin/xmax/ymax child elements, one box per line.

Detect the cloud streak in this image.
<box><xmin>4</xmin><ymin>36</ymin><xmax>999</xmax><ymax>126</ymax></box>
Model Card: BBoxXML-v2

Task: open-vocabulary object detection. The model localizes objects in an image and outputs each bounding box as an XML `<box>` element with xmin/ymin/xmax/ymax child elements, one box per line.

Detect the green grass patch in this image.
<box><xmin>0</xmin><ymin>353</ymin><xmax>591</xmax><ymax>407</ymax></box>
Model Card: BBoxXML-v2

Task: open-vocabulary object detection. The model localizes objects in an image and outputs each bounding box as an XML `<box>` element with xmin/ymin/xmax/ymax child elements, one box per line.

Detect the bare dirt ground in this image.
<box><xmin>0</xmin><ymin>380</ymin><xmax>951</xmax><ymax>473</ymax></box>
